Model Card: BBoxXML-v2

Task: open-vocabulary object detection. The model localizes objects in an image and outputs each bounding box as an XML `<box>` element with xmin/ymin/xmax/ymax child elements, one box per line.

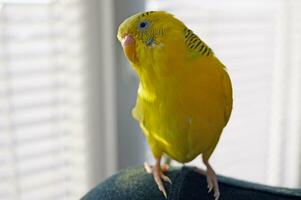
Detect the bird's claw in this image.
<box><xmin>161</xmin><ymin>173</ymin><xmax>172</xmax><ymax>184</ymax></box>
<box><xmin>144</xmin><ymin>162</ymin><xmax>153</xmax><ymax>174</ymax></box>
<box><xmin>154</xmin><ymin>171</ymin><xmax>171</xmax><ymax>198</ymax></box>
<box><xmin>195</xmin><ymin>166</ymin><xmax>220</xmax><ymax>200</ymax></box>
<box><xmin>207</xmin><ymin>175</ymin><xmax>213</xmax><ymax>192</ymax></box>
<box><xmin>144</xmin><ymin>162</ymin><xmax>172</xmax><ymax>198</ymax></box>
<box><xmin>208</xmin><ymin>185</ymin><xmax>213</xmax><ymax>193</ymax></box>
<box><xmin>206</xmin><ymin>168</ymin><xmax>220</xmax><ymax>200</ymax></box>
<box><xmin>158</xmin><ymin>180</ymin><xmax>167</xmax><ymax>198</ymax></box>
<box><xmin>214</xmin><ymin>190</ymin><xmax>220</xmax><ymax>200</ymax></box>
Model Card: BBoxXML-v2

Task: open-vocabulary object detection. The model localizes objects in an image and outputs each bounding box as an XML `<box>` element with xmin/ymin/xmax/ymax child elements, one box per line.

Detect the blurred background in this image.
<box><xmin>0</xmin><ymin>0</ymin><xmax>300</xmax><ymax>199</ymax></box>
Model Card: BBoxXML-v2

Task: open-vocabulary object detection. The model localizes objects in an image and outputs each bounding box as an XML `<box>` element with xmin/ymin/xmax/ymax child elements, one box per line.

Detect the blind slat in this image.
<box><xmin>0</xmin><ymin>1</ymin><xmax>89</xmax><ymax>199</ymax></box>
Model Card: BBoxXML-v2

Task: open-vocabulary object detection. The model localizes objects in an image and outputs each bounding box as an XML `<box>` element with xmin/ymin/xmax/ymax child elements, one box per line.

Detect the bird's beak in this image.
<box><xmin>121</xmin><ymin>35</ymin><xmax>137</xmax><ymax>63</ymax></box>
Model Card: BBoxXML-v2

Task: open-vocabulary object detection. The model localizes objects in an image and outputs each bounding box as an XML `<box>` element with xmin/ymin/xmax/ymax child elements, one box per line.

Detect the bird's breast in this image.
<box><xmin>133</xmin><ymin>57</ymin><xmax>228</xmax><ymax>163</ymax></box>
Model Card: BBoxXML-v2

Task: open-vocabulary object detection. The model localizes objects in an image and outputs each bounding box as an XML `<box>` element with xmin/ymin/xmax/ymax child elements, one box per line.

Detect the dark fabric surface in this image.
<box><xmin>81</xmin><ymin>166</ymin><xmax>301</xmax><ymax>200</ymax></box>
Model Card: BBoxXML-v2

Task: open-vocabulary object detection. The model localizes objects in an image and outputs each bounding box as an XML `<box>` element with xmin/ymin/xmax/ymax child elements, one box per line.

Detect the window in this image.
<box><xmin>147</xmin><ymin>0</ymin><xmax>301</xmax><ymax>187</ymax></box>
<box><xmin>0</xmin><ymin>1</ymin><xmax>89</xmax><ymax>199</ymax></box>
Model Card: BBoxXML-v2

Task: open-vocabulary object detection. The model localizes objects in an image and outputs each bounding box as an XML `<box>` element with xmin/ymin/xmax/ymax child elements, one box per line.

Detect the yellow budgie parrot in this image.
<box><xmin>117</xmin><ymin>11</ymin><xmax>233</xmax><ymax>200</ymax></box>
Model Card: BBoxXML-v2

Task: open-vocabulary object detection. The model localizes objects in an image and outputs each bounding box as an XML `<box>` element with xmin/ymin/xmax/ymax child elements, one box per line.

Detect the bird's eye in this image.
<box><xmin>138</xmin><ymin>20</ymin><xmax>149</xmax><ymax>30</ymax></box>
<box><xmin>140</xmin><ymin>22</ymin><xmax>146</xmax><ymax>28</ymax></box>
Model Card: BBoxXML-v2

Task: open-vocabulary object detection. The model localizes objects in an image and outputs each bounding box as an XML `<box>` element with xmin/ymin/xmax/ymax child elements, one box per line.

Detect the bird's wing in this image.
<box><xmin>221</xmin><ymin>67</ymin><xmax>233</xmax><ymax>126</ymax></box>
<box><xmin>183</xmin><ymin>28</ymin><xmax>214</xmax><ymax>57</ymax></box>
<box><xmin>184</xmin><ymin>27</ymin><xmax>233</xmax><ymax>126</ymax></box>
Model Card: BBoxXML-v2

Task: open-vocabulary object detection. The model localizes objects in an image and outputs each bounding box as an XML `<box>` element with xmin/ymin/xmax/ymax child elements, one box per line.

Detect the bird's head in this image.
<box><xmin>117</xmin><ymin>11</ymin><xmax>186</xmax><ymax>68</ymax></box>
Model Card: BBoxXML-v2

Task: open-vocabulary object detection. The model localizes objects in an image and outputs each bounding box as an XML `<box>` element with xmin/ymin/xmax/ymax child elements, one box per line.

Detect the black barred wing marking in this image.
<box><xmin>184</xmin><ymin>28</ymin><xmax>213</xmax><ymax>56</ymax></box>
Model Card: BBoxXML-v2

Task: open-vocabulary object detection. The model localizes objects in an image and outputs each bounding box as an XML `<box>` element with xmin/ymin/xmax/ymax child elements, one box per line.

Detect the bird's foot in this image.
<box><xmin>205</xmin><ymin>167</ymin><xmax>220</xmax><ymax>200</ymax></box>
<box><xmin>144</xmin><ymin>162</ymin><xmax>172</xmax><ymax>198</ymax></box>
<box><xmin>194</xmin><ymin>165</ymin><xmax>220</xmax><ymax>200</ymax></box>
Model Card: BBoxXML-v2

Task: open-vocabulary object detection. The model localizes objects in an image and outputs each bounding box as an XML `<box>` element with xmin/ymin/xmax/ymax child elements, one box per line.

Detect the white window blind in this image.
<box><xmin>267</xmin><ymin>0</ymin><xmax>301</xmax><ymax>187</ymax></box>
<box><xmin>147</xmin><ymin>0</ymin><xmax>301</xmax><ymax>187</ymax></box>
<box><xmin>0</xmin><ymin>1</ymin><xmax>89</xmax><ymax>199</ymax></box>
